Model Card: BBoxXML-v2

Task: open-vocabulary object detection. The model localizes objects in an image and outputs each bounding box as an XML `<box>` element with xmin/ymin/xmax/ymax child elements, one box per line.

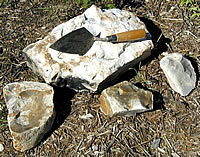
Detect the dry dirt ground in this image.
<box><xmin>0</xmin><ymin>0</ymin><xmax>200</xmax><ymax>156</ymax></box>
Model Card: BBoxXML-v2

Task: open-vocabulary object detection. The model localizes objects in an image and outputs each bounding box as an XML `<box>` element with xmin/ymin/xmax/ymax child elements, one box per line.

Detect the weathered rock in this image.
<box><xmin>99</xmin><ymin>81</ymin><xmax>153</xmax><ymax>116</ymax></box>
<box><xmin>23</xmin><ymin>5</ymin><xmax>153</xmax><ymax>92</ymax></box>
<box><xmin>3</xmin><ymin>81</ymin><xmax>55</xmax><ymax>152</ymax></box>
<box><xmin>160</xmin><ymin>53</ymin><xmax>196</xmax><ymax>96</ymax></box>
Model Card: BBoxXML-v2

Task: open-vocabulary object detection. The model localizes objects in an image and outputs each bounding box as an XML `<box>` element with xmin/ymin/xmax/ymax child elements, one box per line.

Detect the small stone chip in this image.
<box><xmin>0</xmin><ymin>143</ymin><xmax>4</xmax><ymax>152</ymax></box>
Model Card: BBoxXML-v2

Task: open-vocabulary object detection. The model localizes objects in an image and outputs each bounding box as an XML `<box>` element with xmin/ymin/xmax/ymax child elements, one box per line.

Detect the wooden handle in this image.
<box><xmin>116</xmin><ymin>29</ymin><xmax>146</xmax><ymax>42</ymax></box>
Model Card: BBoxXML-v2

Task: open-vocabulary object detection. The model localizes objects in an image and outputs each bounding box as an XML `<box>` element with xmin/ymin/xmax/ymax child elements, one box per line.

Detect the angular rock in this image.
<box><xmin>99</xmin><ymin>81</ymin><xmax>153</xmax><ymax>116</ymax></box>
<box><xmin>23</xmin><ymin>5</ymin><xmax>153</xmax><ymax>92</ymax></box>
<box><xmin>160</xmin><ymin>53</ymin><xmax>196</xmax><ymax>96</ymax></box>
<box><xmin>3</xmin><ymin>81</ymin><xmax>55</xmax><ymax>152</ymax></box>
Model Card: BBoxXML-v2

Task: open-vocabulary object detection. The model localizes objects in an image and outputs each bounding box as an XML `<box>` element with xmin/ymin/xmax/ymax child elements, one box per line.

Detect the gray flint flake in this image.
<box><xmin>160</xmin><ymin>53</ymin><xmax>196</xmax><ymax>96</ymax></box>
<box><xmin>23</xmin><ymin>5</ymin><xmax>153</xmax><ymax>92</ymax></box>
<box><xmin>3</xmin><ymin>81</ymin><xmax>55</xmax><ymax>152</ymax></box>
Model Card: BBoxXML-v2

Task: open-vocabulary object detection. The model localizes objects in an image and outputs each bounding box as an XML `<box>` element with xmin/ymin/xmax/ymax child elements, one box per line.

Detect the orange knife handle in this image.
<box><xmin>106</xmin><ymin>29</ymin><xmax>146</xmax><ymax>42</ymax></box>
<box><xmin>116</xmin><ymin>29</ymin><xmax>146</xmax><ymax>42</ymax></box>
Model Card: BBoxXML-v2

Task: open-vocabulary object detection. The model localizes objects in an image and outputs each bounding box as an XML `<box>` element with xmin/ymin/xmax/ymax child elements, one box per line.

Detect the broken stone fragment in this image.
<box><xmin>99</xmin><ymin>81</ymin><xmax>153</xmax><ymax>116</ymax></box>
<box><xmin>160</xmin><ymin>53</ymin><xmax>196</xmax><ymax>96</ymax></box>
<box><xmin>23</xmin><ymin>5</ymin><xmax>153</xmax><ymax>92</ymax></box>
<box><xmin>3</xmin><ymin>81</ymin><xmax>55</xmax><ymax>152</ymax></box>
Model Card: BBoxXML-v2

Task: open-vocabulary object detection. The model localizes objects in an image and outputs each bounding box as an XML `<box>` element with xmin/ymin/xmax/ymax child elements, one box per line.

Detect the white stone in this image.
<box><xmin>79</xmin><ymin>113</ymin><xmax>94</xmax><ymax>120</ymax></box>
<box><xmin>99</xmin><ymin>81</ymin><xmax>153</xmax><ymax>116</ymax></box>
<box><xmin>160</xmin><ymin>53</ymin><xmax>196</xmax><ymax>96</ymax></box>
<box><xmin>23</xmin><ymin>5</ymin><xmax>153</xmax><ymax>92</ymax></box>
<box><xmin>0</xmin><ymin>143</ymin><xmax>4</xmax><ymax>152</ymax></box>
<box><xmin>3</xmin><ymin>81</ymin><xmax>55</xmax><ymax>152</ymax></box>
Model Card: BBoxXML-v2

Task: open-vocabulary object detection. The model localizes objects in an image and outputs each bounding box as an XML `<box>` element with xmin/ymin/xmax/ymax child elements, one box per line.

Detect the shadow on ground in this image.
<box><xmin>135</xmin><ymin>82</ymin><xmax>165</xmax><ymax>111</ymax></box>
<box><xmin>115</xmin><ymin>0</ymin><xmax>144</xmax><ymax>9</ymax></box>
<box><xmin>39</xmin><ymin>86</ymin><xmax>76</xmax><ymax>144</ymax></box>
<box><xmin>139</xmin><ymin>17</ymin><xmax>172</xmax><ymax>60</ymax></box>
<box><xmin>52</xmin><ymin>86</ymin><xmax>76</xmax><ymax>129</ymax></box>
<box><xmin>185</xmin><ymin>55</ymin><xmax>200</xmax><ymax>84</ymax></box>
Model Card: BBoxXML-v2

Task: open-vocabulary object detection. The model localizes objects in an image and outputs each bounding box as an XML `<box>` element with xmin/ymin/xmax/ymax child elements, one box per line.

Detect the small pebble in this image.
<box><xmin>0</xmin><ymin>143</ymin><xmax>4</xmax><ymax>152</ymax></box>
<box><xmin>151</xmin><ymin>138</ymin><xmax>160</xmax><ymax>148</ymax></box>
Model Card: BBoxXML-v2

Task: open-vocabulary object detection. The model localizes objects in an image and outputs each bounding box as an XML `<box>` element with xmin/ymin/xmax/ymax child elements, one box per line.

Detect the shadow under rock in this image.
<box><xmin>135</xmin><ymin>83</ymin><xmax>165</xmax><ymax>111</ymax></box>
<box><xmin>52</xmin><ymin>86</ymin><xmax>76</xmax><ymax>129</ymax></box>
<box><xmin>152</xmin><ymin>90</ymin><xmax>166</xmax><ymax>110</ymax></box>
<box><xmin>139</xmin><ymin>17</ymin><xmax>172</xmax><ymax>61</ymax></box>
<box><xmin>41</xmin><ymin>86</ymin><xmax>76</xmax><ymax>142</ymax></box>
<box><xmin>184</xmin><ymin>55</ymin><xmax>199</xmax><ymax>84</ymax></box>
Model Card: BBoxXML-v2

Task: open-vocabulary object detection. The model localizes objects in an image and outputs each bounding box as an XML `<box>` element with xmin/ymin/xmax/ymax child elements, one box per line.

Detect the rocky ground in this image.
<box><xmin>0</xmin><ymin>0</ymin><xmax>199</xmax><ymax>156</ymax></box>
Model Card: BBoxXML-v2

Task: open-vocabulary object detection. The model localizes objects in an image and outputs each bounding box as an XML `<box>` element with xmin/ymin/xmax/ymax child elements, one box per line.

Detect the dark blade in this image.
<box><xmin>50</xmin><ymin>27</ymin><xmax>94</xmax><ymax>56</ymax></box>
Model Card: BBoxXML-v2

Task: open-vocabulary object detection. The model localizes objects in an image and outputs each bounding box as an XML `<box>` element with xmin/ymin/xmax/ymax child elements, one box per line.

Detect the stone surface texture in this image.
<box><xmin>3</xmin><ymin>81</ymin><xmax>55</xmax><ymax>152</ymax></box>
<box><xmin>99</xmin><ymin>81</ymin><xmax>153</xmax><ymax>116</ymax></box>
<box><xmin>23</xmin><ymin>5</ymin><xmax>153</xmax><ymax>92</ymax></box>
<box><xmin>160</xmin><ymin>53</ymin><xmax>196</xmax><ymax>96</ymax></box>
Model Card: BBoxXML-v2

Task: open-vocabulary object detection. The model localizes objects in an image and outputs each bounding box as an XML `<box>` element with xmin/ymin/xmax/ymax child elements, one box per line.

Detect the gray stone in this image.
<box><xmin>160</xmin><ymin>53</ymin><xmax>196</xmax><ymax>96</ymax></box>
<box><xmin>99</xmin><ymin>81</ymin><xmax>153</xmax><ymax>116</ymax></box>
<box><xmin>151</xmin><ymin>138</ymin><xmax>161</xmax><ymax>148</ymax></box>
<box><xmin>3</xmin><ymin>81</ymin><xmax>55</xmax><ymax>152</ymax></box>
<box><xmin>23</xmin><ymin>5</ymin><xmax>153</xmax><ymax>92</ymax></box>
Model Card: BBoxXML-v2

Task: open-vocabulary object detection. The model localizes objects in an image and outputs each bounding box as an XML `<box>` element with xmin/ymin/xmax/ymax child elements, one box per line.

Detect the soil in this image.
<box><xmin>0</xmin><ymin>0</ymin><xmax>199</xmax><ymax>156</ymax></box>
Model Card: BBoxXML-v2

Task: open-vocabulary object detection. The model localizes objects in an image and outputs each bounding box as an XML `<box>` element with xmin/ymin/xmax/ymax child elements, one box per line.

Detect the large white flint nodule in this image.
<box><xmin>3</xmin><ymin>81</ymin><xmax>55</xmax><ymax>152</ymax></box>
<box><xmin>23</xmin><ymin>5</ymin><xmax>153</xmax><ymax>92</ymax></box>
